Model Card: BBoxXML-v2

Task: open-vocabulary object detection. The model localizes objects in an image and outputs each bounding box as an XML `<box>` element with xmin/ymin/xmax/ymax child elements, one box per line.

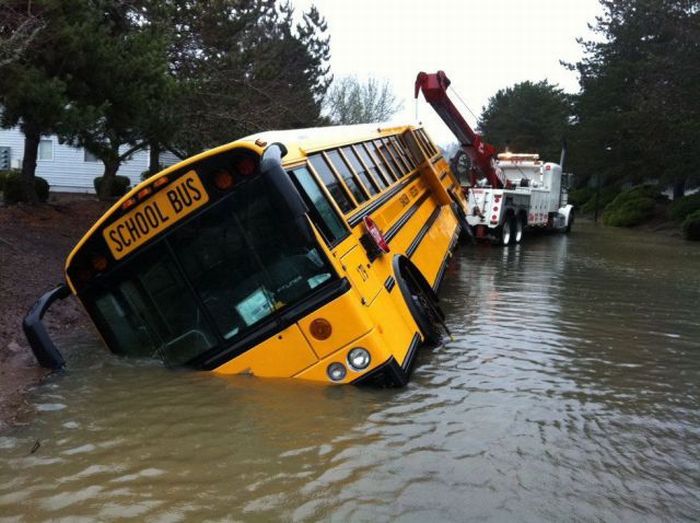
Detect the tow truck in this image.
<box><xmin>414</xmin><ymin>70</ymin><xmax>574</xmax><ymax>245</ymax></box>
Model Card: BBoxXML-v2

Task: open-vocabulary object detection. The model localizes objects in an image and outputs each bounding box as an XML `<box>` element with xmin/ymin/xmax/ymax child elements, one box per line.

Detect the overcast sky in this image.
<box><xmin>294</xmin><ymin>0</ymin><xmax>603</xmax><ymax>146</ymax></box>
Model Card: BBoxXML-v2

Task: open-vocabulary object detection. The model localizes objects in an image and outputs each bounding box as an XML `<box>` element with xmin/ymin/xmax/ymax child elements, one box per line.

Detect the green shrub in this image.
<box><xmin>2</xmin><ymin>171</ymin><xmax>50</xmax><ymax>203</ymax></box>
<box><xmin>681</xmin><ymin>210</ymin><xmax>700</xmax><ymax>241</ymax></box>
<box><xmin>602</xmin><ymin>186</ymin><xmax>661</xmax><ymax>227</ymax></box>
<box><xmin>0</xmin><ymin>169</ymin><xmax>14</xmax><ymax>191</ymax></box>
<box><xmin>568</xmin><ymin>187</ymin><xmax>594</xmax><ymax>208</ymax></box>
<box><xmin>669</xmin><ymin>193</ymin><xmax>700</xmax><ymax>222</ymax></box>
<box><xmin>580</xmin><ymin>185</ymin><xmax>621</xmax><ymax>214</ymax></box>
<box><xmin>93</xmin><ymin>175</ymin><xmax>130</xmax><ymax>197</ymax></box>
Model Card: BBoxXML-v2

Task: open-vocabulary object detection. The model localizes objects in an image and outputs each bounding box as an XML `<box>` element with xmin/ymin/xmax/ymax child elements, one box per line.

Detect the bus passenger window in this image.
<box><xmin>365</xmin><ymin>142</ymin><xmax>396</xmax><ymax>184</ymax></box>
<box><xmin>325</xmin><ymin>150</ymin><xmax>368</xmax><ymax>203</ymax></box>
<box><xmin>388</xmin><ymin>136</ymin><xmax>412</xmax><ymax>174</ymax></box>
<box><xmin>384</xmin><ymin>138</ymin><xmax>409</xmax><ymax>176</ymax></box>
<box><xmin>373</xmin><ymin>140</ymin><xmax>400</xmax><ymax>180</ymax></box>
<box><xmin>290</xmin><ymin>167</ymin><xmax>348</xmax><ymax>246</ymax></box>
<box><xmin>341</xmin><ymin>147</ymin><xmax>379</xmax><ymax>196</ymax></box>
<box><xmin>309</xmin><ymin>154</ymin><xmax>355</xmax><ymax>213</ymax></box>
<box><xmin>396</xmin><ymin>135</ymin><xmax>418</xmax><ymax>169</ymax></box>
<box><xmin>354</xmin><ymin>144</ymin><xmax>389</xmax><ymax>189</ymax></box>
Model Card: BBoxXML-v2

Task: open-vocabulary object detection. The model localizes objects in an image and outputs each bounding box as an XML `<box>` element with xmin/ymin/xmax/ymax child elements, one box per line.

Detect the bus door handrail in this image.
<box><xmin>23</xmin><ymin>283</ymin><xmax>70</xmax><ymax>370</ymax></box>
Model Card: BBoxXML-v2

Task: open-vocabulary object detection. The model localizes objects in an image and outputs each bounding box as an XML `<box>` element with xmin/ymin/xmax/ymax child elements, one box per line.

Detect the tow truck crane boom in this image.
<box><xmin>414</xmin><ymin>71</ymin><xmax>504</xmax><ymax>189</ymax></box>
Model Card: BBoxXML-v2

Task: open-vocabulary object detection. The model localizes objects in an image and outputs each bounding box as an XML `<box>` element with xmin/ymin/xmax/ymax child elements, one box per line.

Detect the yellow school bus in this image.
<box><xmin>24</xmin><ymin>123</ymin><xmax>467</xmax><ymax>386</ymax></box>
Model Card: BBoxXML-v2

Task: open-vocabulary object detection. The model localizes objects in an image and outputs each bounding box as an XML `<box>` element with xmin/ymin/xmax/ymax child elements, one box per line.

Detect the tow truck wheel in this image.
<box><xmin>514</xmin><ymin>215</ymin><xmax>524</xmax><ymax>243</ymax></box>
<box><xmin>495</xmin><ymin>218</ymin><xmax>512</xmax><ymax>246</ymax></box>
<box><xmin>565</xmin><ymin>209</ymin><xmax>575</xmax><ymax>233</ymax></box>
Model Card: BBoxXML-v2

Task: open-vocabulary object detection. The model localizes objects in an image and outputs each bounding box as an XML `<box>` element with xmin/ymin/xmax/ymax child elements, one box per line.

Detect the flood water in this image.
<box><xmin>1</xmin><ymin>222</ymin><xmax>699</xmax><ymax>522</ymax></box>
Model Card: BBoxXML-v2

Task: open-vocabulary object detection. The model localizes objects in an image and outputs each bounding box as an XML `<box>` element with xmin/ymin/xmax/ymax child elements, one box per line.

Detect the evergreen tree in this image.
<box><xmin>57</xmin><ymin>2</ymin><xmax>173</xmax><ymax>200</ymax></box>
<box><xmin>477</xmin><ymin>81</ymin><xmax>572</xmax><ymax>162</ymax></box>
<box><xmin>568</xmin><ymin>0</ymin><xmax>699</xmax><ymax>195</ymax></box>
<box><xmin>0</xmin><ymin>0</ymin><xmax>99</xmax><ymax>202</ymax></box>
<box><xmin>158</xmin><ymin>0</ymin><xmax>332</xmax><ymax>155</ymax></box>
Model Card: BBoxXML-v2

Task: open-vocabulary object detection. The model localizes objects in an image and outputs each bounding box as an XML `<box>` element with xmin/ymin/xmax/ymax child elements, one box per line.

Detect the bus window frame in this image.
<box><xmin>364</xmin><ymin>141</ymin><xmax>396</xmax><ymax>184</ymax></box>
<box><xmin>372</xmin><ymin>139</ymin><xmax>400</xmax><ymax>181</ymax></box>
<box><xmin>308</xmin><ymin>153</ymin><xmax>358</xmax><ymax>211</ymax></box>
<box><xmin>353</xmin><ymin>143</ymin><xmax>390</xmax><ymax>189</ymax></box>
<box><xmin>398</xmin><ymin>133</ymin><xmax>419</xmax><ymax>168</ymax></box>
<box><xmin>323</xmin><ymin>149</ymin><xmax>370</xmax><ymax>203</ymax></box>
<box><xmin>388</xmin><ymin>136</ymin><xmax>413</xmax><ymax>174</ymax></box>
<box><xmin>338</xmin><ymin>146</ymin><xmax>381</xmax><ymax>197</ymax></box>
<box><xmin>405</xmin><ymin>130</ymin><xmax>429</xmax><ymax>163</ymax></box>
<box><xmin>383</xmin><ymin>137</ymin><xmax>410</xmax><ymax>176</ymax></box>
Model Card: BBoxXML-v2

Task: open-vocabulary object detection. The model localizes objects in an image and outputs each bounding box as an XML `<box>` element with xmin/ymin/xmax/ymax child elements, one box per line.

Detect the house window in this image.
<box><xmin>84</xmin><ymin>149</ymin><xmax>100</xmax><ymax>162</ymax></box>
<box><xmin>38</xmin><ymin>139</ymin><xmax>53</xmax><ymax>161</ymax></box>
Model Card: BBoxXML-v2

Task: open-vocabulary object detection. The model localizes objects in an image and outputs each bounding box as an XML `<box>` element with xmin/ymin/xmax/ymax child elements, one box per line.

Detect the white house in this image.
<box><xmin>0</xmin><ymin>126</ymin><xmax>179</xmax><ymax>193</ymax></box>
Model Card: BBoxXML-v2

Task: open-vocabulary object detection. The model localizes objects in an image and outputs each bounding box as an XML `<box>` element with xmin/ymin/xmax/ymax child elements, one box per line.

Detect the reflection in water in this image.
<box><xmin>1</xmin><ymin>222</ymin><xmax>699</xmax><ymax>521</ymax></box>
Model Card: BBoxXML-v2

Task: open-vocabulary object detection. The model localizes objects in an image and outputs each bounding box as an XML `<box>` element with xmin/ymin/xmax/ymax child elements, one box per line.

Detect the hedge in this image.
<box><xmin>0</xmin><ymin>169</ymin><xmax>18</xmax><ymax>192</ymax></box>
<box><xmin>580</xmin><ymin>186</ymin><xmax>621</xmax><ymax>214</ymax></box>
<box><xmin>681</xmin><ymin>210</ymin><xmax>700</xmax><ymax>241</ymax></box>
<box><xmin>602</xmin><ymin>185</ymin><xmax>662</xmax><ymax>227</ymax></box>
<box><xmin>2</xmin><ymin>171</ymin><xmax>50</xmax><ymax>203</ymax></box>
<box><xmin>93</xmin><ymin>175</ymin><xmax>131</xmax><ymax>197</ymax></box>
<box><xmin>669</xmin><ymin>193</ymin><xmax>700</xmax><ymax>222</ymax></box>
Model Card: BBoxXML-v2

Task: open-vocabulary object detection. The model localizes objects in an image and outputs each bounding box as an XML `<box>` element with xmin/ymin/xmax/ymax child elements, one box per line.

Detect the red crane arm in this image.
<box><xmin>414</xmin><ymin>71</ymin><xmax>503</xmax><ymax>188</ymax></box>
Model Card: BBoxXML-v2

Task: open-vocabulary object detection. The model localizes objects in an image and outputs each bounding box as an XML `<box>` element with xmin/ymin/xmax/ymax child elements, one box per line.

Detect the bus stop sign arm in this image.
<box><xmin>23</xmin><ymin>283</ymin><xmax>70</xmax><ymax>369</ymax></box>
<box><xmin>414</xmin><ymin>71</ymin><xmax>504</xmax><ymax>189</ymax></box>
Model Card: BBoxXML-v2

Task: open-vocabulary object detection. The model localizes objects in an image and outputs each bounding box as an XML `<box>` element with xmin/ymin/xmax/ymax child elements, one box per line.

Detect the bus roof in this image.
<box><xmin>239</xmin><ymin>122</ymin><xmax>422</xmax><ymax>162</ymax></box>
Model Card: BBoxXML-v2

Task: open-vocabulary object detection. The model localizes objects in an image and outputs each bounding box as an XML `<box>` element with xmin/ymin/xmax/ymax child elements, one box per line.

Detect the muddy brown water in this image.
<box><xmin>1</xmin><ymin>222</ymin><xmax>699</xmax><ymax>522</ymax></box>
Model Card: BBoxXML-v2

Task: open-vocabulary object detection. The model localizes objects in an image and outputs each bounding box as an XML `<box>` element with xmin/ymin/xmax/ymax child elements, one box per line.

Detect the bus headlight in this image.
<box><xmin>327</xmin><ymin>362</ymin><xmax>347</xmax><ymax>382</ymax></box>
<box><xmin>347</xmin><ymin>348</ymin><xmax>371</xmax><ymax>371</ymax></box>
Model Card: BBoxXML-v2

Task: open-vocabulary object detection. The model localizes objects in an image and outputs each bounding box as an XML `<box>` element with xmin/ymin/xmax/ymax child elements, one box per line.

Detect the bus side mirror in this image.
<box><xmin>260</xmin><ymin>143</ymin><xmax>312</xmax><ymax>242</ymax></box>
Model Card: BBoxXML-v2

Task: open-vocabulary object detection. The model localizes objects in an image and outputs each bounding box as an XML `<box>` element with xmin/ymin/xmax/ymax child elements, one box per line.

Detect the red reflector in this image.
<box><xmin>213</xmin><ymin>170</ymin><xmax>234</xmax><ymax>190</ymax></box>
<box><xmin>237</xmin><ymin>158</ymin><xmax>256</xmax><ymax>177</ymax></box>
<box><xmin>153</xmin><ymin>176</ymin><xmax>168</xmax><ymax>188</ymax></box>
<box><xmin>310</xmin><ymin>318</ymin><xmax>332</xmax><ymax>340</ymax></box>
<box><xmin>493</xmin><ymin>206</ymin><xmax>499</xmax><ymax>211</ymax></box>
<box><xmin>92</xmin><ymin>255</ymin><xmax>108</xmax><ymax>272</ymax></box>
<box><xmin>138</xmin><ymin>187</ymin><xmax>152</xmax><ymax>200</ymax></box>
<box><xmin>121</xmin><ymin>198</ymin><xmax>136</xmax><ymax>211</ymax></box>
<box><xmin>491</xmin><ymin>215</ymin><xmax>498</xmax><ymax>221</ymax></box>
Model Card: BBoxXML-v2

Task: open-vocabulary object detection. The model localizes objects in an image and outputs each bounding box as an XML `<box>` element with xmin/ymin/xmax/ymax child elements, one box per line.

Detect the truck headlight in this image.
<box><xmin>347</xmin><ymin>348</ymin><xmax>371</xmax><ymax>371</ymax></box>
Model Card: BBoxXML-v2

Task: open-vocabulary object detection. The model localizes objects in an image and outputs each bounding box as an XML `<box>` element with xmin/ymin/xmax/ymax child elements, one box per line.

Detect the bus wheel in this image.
<box><xmin>514</xmin><ymin>215</ymin><xmax>524</xmax><ymax>243</ymax></box>
<box><xmin>394</xmin><ymin>258</ymin><xmax>442</xmax><ymax>346</ymax></box>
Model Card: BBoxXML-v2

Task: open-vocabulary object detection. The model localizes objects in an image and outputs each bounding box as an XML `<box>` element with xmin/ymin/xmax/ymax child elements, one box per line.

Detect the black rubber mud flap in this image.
<box><xmin>23</xmin><ymin>283</ymin><xmax>70</xmax><ymax>369</ymax></box>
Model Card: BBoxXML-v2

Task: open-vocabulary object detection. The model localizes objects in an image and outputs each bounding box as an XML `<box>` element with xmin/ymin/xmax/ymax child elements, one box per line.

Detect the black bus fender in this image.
<box><xmin>22</xmin><ymin>283</ymin><xmax>70</xmax><ymax>370</ymax></box>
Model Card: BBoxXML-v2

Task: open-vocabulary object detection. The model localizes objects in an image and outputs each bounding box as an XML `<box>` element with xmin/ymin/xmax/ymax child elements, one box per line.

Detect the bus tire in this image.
<box><xmin>393</xmin><ymin>256</ymin><xmax>442</xmax><ymax>347</ymax></box>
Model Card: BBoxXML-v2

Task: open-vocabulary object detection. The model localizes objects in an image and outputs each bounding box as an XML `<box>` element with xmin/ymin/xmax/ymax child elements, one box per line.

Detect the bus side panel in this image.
<box><xmin>410</xmin><ymin>206</ymin><xmax>459</xmax><ymax>288</ymax></box>
<box><xmin>213</xmin><ymin>325</ymin><xmax>317</xmax><ymax>378</ymax></box>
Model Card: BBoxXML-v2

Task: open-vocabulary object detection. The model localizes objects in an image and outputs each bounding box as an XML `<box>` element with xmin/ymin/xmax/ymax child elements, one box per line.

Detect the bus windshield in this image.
<box><xmin>87</xmin><ymin>174</ymin><xmax>335</xmax><ymax>366</ymax></box>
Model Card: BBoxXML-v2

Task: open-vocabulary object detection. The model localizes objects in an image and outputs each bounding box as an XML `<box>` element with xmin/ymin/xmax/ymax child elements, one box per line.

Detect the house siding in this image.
<box><xmin>0</xmin><ymin>126</ymin><xmax>180</xmax><ymax>193</ymax></box>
